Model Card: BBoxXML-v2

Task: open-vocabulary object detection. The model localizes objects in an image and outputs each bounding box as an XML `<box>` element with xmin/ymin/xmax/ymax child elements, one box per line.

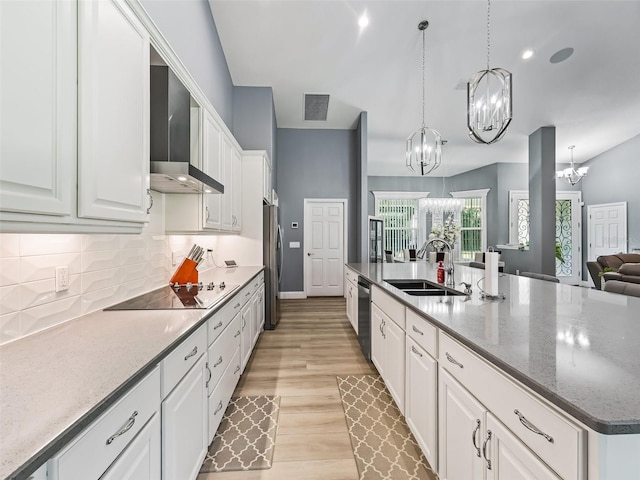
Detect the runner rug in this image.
<box><xmin>200</xmin><ymin>395</ymin><xmax>280</xmax><ymax>472</ymax></box>
<box><xmin>337</xmin><ymin>374</ymin><xmax>438</xmax><ymax>480</ymax></box>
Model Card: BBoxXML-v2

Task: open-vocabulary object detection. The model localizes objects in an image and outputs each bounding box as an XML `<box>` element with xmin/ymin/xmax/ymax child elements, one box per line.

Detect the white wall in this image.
<box><xmin>0</xmin><ymin>194</ymin><xmax>224</xmax><ymax>345</ymax></box>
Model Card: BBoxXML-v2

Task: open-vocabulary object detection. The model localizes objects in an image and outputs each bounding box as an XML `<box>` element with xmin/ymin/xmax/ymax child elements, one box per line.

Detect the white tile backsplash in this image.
<box><xmin>20</xmin><ymin>296</ymin><xmax>82</xmax><ymax>336</ymax></box>
<box><xmin>81</xmin><ymin>250</ymin><xmax>121</xmax><ymax>273</ymax></box>
<box><xmin>81</xmin><ymin>267</ymin><xmax>122</xmax><ymax>294</ymax></box>
<box><xmin>20</xmin><ymin>234</ymin><xmax>82</xmax><ymax>256</ymax></box>
<box><xmin>0</xmin><ymin>286</ymin><xmax>21</xmax><ymax>316</ymax></box>
<box><xmin>0</xmin><ymin>312</ymin><xmax>21</xmax><ymax>344</ymax></box>
<box><xmin>20</xmin><ymin>253</ymin><xmax>82</xmax><ymax>282</ymax></box>
<box><xmin>0</xmin><ymin>258</ymin><xmax>20</xmax><ymax>286</ymax></box>
<box><xmin>81</xmin><ymin>286</ymin><xmax>121</xmax><ymax>315</ymax></box>
<box><xmin>0</xmin><ymin>234</ymin><xmax>20</xmax><ymax>258</ymax></box>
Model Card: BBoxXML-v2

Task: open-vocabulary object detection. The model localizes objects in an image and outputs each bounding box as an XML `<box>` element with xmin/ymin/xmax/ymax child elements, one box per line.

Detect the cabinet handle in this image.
<box><xmin>206</xmin><ymin>206</ymin><xmax>210</xmax><ymax>221</ymax></box>
<box><xmin>184</xmin><ymin>346</ymin><xmax>198</xmax><ymax>361</ymax></box>
<box><xmin>471</xmin><ymin>419</ymin><xmax>481</xmax><ymax>457</ymax></box>
<box><xmin>245</xmin><ymin>291</ymin><xmax>251</xmax><ymax>297</ymax></box>
<box><xmin>411</xmin><ymin>345</ymin><xmax>423</xmax><ymax>357</ymax></box>
<box><xmin>445</xmin><ymin>352</ymin><xmax>464</xmax><ymax>369</ymax></box>
<box><xmin>213</xmin><ymin>356</ymin><xmax>223</xmax><ymax>368</ymax></box>
<box><xmin>482</xmin><ymin>429</ymin><xmax>492</xmax><ymax>470</ymax></box>
<box><xmin>234</xmin><ymin>330</ymin><xmax>241</xmax><ymax>338</ymax></box>
<box><xmin>106</xmin><ymin>411</ymin><xmax>138</xmax><ymax>445</ymax></box>
<box><xmin>234</xmin><ymin>365</ymin><xmax>241</xmax><ymax>374</ymax></box>
<box><xmin>205</xmin><ymin>363</ymin><xmax>212</xmax><ymax>388</ymax></box>
<box><xmin>514</xmin><ymin>409</ymin><xmax>554</xmax><ymax>443</ymax></box>
<box><xmin>412</xmin><ymin>325</ymin><xmax>424</xmax><ymax>335</ymax></box>
<box><xmin>234</xmin><ymin>302</ymin><xmax>241</xmax><ymax>309</ymax></box>
<box><xmin>214</xmin><ymin>401</ymin><xmax>223</xmax><ymax>415</ymax></box>
<box><xmin>213</xmin><ymin>321</ymin><xmax>223</xmax><ymax>330</ymax></box>
<box><xmin>146</xmin><ymin>189</ymin><xmax>154</xmax><ymax>214</ymax></box>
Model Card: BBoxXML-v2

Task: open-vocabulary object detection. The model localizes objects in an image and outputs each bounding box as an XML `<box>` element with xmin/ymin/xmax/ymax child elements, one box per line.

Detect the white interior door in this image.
<box><xmin>304</xmin><ymin>200</ymin><xmax>346</xmax><ymax>296</ymax></box>
<box><xmin>588</xmin><ymin>203</ymin><xmax>628</xmax><ymax>263</ymax></box>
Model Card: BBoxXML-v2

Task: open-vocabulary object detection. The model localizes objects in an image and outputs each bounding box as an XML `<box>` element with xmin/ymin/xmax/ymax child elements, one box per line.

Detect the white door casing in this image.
<box><xmin>588</xmin><ymin>202</ymin><xmax>628</xmax><ymax>263</ymax></box>
<box><xmin>304</xmin><ymin>199</ymin><xmax>347</xmax><ymax>297</ymax></box>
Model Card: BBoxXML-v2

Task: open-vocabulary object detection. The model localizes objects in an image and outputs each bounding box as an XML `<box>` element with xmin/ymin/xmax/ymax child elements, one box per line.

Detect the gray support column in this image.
<box><xmin>357</xmin><ymin>112</ymin><xmax>368</xmax><ymax>263</ymax></box>
<box><xmin>528</xmin><ymin>126</ymin><xmax>557</xmax><ymax>275</ymax></box>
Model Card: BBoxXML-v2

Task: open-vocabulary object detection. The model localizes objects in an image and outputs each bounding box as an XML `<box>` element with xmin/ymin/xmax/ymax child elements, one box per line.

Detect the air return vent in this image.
<box><xmin>304</xmin><ymin>94</ymin><xmax>329</xmax><ymax>121</ymax></box>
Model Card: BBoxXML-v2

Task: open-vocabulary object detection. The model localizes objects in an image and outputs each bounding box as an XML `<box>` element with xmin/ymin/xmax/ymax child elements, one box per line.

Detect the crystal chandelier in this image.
<box><xmin>406</xmin><ymin>20</ymin><xmax>443</xmax><ymax>176</ymax></box>
<box><xmin>467</xmin><ymin>0</ymin><xmax>512</xmax><ymax>144</ymax></box>
<box><xmin>557</xmin><ymin>145</ymin><xmax>588</xmax><ymax>185</ymax></box>
<box><xmin>421</xmin><ymin>197</ymin><xmax>465</xmax><ymax>217</ymax></box>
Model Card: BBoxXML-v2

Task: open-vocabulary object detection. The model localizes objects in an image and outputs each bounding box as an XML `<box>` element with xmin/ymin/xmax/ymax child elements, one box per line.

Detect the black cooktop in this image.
<box><xmin>104</xmin><ymin>283</ymin><xmax>239</xmax><ymax>310</ymax></box>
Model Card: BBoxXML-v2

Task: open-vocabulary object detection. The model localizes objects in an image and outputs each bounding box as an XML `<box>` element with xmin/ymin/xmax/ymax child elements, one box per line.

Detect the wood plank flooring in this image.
<box><xmin>198</xmin><ymin>297</ymin><xmax>377</xmax><ymax>480</ymax></box>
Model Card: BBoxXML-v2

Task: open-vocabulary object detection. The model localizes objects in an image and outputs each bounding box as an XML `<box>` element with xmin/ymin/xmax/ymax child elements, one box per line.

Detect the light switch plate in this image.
<box><xmin>289</xmin><ymin>241</ymin><xmax>300</xmax><ymax>248</ymax></box>
<box><xmin>291</xmin><ymin>222</ymin><xmax>299</xmax><ymax>229</ymax></box>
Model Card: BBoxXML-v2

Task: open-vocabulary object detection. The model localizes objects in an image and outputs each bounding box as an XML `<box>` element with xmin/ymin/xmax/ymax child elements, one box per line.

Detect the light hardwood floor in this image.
<box><xmin>198</xmin><ymin>297</ymin><xmax>377</xmax><ymax>480</ymax></box>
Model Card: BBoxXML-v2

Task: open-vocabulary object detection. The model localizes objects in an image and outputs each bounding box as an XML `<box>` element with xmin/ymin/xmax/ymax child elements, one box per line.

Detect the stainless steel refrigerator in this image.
<box><xmin>263</xmin><ymin>205</ymin><xmax>282</xmax><ymax>329</ymax></box>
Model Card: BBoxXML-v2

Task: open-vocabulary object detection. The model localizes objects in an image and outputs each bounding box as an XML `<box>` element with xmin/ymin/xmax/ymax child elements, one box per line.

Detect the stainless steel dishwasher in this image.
<box><xmin>357</xmin><ymin>276</ymin><xmax>372</xmax><ymax>362</ymax></box>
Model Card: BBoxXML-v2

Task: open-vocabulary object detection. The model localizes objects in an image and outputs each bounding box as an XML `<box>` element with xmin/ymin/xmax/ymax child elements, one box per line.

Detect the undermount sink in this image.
<box><xmin>383</xmin><ymin>279</ymin><xmax>466</xmax><ymax>297</ymax></box>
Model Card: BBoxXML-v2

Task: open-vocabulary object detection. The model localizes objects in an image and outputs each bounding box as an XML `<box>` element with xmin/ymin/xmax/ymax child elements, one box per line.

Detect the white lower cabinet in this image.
<box><xmin>371</xmin><ymin>304</ymin><xmax>386</xmax><ymax>377</ymax></box>
<box><xmin>161</xmin><ymin>354</ymin><xmax>208</xmax><ymax>480</ymax></box>
<box><xmin>208</xmin><ymin>349</ymin><xmax>241</xmax><ymax>442</ymax></box>
<box><xmin>371</xmin><ymin>304</ymin><xmax>405</xmax><ymax>414</ymax></box>
<box><xmin>240</xmin><ymin>300</ymin><xmax>253</xmax><ymax>373</ymax></box>
<box><xmin>405</xmin><ymin>337</ymin><xmax>438</xmax><ymax>471</ymax></box>
<box><xmin>100</xmin><ymin>413</ymin><xmax>161</xmax><ymax>480</ymax></box>
<box><xmin>253</xmin><ymin>285</ymin><xmax>265</xmax><ymax>345</ymax></box>
<box><xmin>345</xmin><ymin>277</ymin><xmax>358</xmax><ymax>334</ymax></box>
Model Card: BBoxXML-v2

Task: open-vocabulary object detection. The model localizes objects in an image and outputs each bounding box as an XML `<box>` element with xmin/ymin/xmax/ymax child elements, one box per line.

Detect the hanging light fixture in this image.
<box><xmin>406</xmin><ymin>20</ymin><xmax>443</xmax><ymax>176</ymax></box>
<box><xmin>557</xmin><ymin>145</ymin><xmax>588</xmax><ymax>185</ymax></box>
<box><xmin>421</xmin><ymin>197</ymin><xmax>465</xmax><ymax>217</ymax></box>
<box><xmin>467</xmin><ymin>0</ymin><xmax>512</xmax><ymax>144</ymax></box>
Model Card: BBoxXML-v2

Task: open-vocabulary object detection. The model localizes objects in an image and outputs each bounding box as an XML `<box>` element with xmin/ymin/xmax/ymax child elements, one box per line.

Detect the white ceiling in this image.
<box><xmin>208</xmin><ymin>0</ymin><xmax>640</xmax><ymax>176</ymax></box>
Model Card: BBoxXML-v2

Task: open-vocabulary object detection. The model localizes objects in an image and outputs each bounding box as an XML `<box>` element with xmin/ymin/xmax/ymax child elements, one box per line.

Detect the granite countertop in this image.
<box><xmin>0</xmin><ymin>266</ymin><xmax>263</xmax><ymax>480</ymax></box>
<box><xmin>348</xmin><ymin>262</ymin><xmax>640</xmax><ymax>435</ymax></box>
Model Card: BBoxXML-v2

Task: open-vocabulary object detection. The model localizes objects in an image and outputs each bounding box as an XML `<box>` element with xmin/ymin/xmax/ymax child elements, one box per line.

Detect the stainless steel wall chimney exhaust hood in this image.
<box><xmin>150</xmin><ymin>66</ymin><xmax>224</xmax><ymax>194</ymax></box>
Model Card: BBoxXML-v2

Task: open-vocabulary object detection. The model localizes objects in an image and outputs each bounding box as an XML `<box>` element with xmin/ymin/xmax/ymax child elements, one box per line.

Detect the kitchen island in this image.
<box><xmin>348</xmin><ymin>262</ymin><xmax>640</xmax><ymax>480</ymax></box>
<box><xmin>0</xmin><ymin>266</ymin><xmax>263</xmax><ymax>480</ymax></box>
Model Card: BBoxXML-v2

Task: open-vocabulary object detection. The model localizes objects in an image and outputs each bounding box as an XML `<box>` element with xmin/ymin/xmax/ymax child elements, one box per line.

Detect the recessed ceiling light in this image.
<box><xmin>550</xmin><ymin>47</ymin><xmax>574</xmax><ymax>64</ymax></box>
<box><xmin>204</xmin><ymin>189</ymin><xmax>212</xmax><ymax>194</ymax></box>
<box><xmin>177</xmin><ymin>176</ymin><xmax>187</xmax><ymax>182</ymax></box>
<box><xmin>358</xmin><ymin>13</ymin><xmax>369</xmax><ymax>29</ymax></box>
<box><xmin>522</xmin><ymin>49</ymin><xmax>534</xmax><ymax>60</ymax></box>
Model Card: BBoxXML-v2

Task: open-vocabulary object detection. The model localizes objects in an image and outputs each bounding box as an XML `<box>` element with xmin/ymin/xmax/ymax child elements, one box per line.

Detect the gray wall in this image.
<box><xmin>357</xmin><ymin>113</ymin><xmax>368</xmax><ymax>262</ymax></box>
<box><xmin>141</xmin><ymin>0</ymin><xmax>234</xmax><ymax>127</ymax></box>
<box><xmin>276</xmin><ymin>128</ymin><xmax>358</xmax><ymax>292</ymax></box>
<box><xmin>232</xmin><ymin>86</ymin><xmax>276</xmax><ymax>168</ymax></box>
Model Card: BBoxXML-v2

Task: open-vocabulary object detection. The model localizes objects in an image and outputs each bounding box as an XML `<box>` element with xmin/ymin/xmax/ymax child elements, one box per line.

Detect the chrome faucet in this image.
<box><xmin>416</xmin><ymin>238</ymin><xmax>455</xmax><ymax>287</ymax></box>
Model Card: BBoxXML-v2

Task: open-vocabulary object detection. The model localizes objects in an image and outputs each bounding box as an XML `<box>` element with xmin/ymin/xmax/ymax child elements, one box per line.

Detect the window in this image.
<box><xmin>372</xmin><ymin>192</ymin><xmax>428</xmax><ymax>259</ymax></box>
<box><xmin>450</xmin><ymin>189</ymin><xmax>489</xmax><ymax>260</ymax></box>
<box><xmin>509</xmin><ymin>190</ymin><xmax>530</xmax><ymax>245</ymax></box>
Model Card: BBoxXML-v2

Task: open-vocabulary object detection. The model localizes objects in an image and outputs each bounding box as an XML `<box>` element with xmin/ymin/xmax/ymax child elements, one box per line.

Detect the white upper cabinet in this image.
<box><xmin>202</xmin><ymin>110</ymin><xmax>222</xmax><ymax>230</ymax></box>
<box><xmin>221</xmin><ymin>136</ymin><xmax>234</xmax><ymax>231</ymax></box>
<box><xmin>232</xmin><ymin>146</ymin><xmax>242</xmax><ymax>232</ymax></box>
<box><xmin>77</xmin><ymin>0</ymin><xmax>150</xmax><ymax>223</ymax></box>
<box><xmin>0</xmin><ymin>0</ymin><xmax>75</xmax><ymax>216</ymax></box>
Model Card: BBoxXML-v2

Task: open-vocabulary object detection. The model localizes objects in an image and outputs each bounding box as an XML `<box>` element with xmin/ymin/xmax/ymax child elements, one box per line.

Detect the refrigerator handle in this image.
<box><xmin>277</xmin><ymin>224</ymin><xmax>284</xmax><ymax>285</ymax></box>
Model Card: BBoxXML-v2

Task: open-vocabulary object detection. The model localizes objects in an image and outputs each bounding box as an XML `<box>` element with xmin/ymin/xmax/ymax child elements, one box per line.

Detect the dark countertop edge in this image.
<box><xmin>5</xmin><ymin>268</ymin><xmax>265</xmax><ymax>480</ymax></box>
<box><xmin>349</xmin><ymin>264</ymin><xmax>640</xmax><ymax>436</ymax></box>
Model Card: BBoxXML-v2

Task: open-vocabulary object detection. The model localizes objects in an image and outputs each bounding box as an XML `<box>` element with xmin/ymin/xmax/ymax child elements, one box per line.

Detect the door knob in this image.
<box><xmin>307</xmin><ymin>253</ymin><xmax>314</xmax><ymax>256</ymax></box>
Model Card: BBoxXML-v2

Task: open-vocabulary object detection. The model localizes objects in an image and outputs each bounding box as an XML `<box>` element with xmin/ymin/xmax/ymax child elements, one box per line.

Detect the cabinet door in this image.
<box><xmin>371</xmin><ymin>305</ymin><xmax>385</xmax><ymax>377</ymax></box>
<box><xmin>406</xmin><ymin>338</ymin><xmax>438</xmax><ymax>470</ymax></box>
<box><xmin>221</xmin><ymin>136</ymin><xmax>234</xmax><ymax>231</ymax></box>
<box><xmin>351</xmin><ymin>282</ymin><xmax>359</xmax><ymax>335</ymax></box>
<box><xmin>162</xmin><ymin>355</ymin><xmax>207</xmax><ymax>480</ymax></box>
<box><xmin>232</xmin><ymin>146</ymin><xmax>242</xmax><ymax>232</ymax></box>
<box><xmin>439</xmin><ymin>369</ymin><xmax>485</xmax><ymax>480</ymax></box>
<box><xmin>101</xmin><ymin>414</ymin><xmax>161</xmax><ymax>480</ymax></box>
<box><xmin>486</xmin><ymin>413</ymin><xmax>561</xmax><ymax>480</ymax></box>
<box><xmin>77</xmin><ymin>0</ymin><xmax>150</xmax><ymax>223</ymax></box>
<box><xmin>384</xmin><ymin>316</ymin><xmax>405</xmax><ymax>414</ymax></box>
<box><xmin>345</xmin><ymin>281</ymin><xmax>353</xmax><ymax>323</ymax></box>
<box><xmin>253</xmin><ymin>286</ymin><xmax>264</xmax><ymax>345</ymax></box>
<box><xmin>240</xmin><ymin>302</ymin><xmax>253</xmax><ymax>373</ymax></box>
<box><xmin>263</xmin><ymin>157</ymin><xmax>272</xmax><ymax>204</ymax></box>
<box><xmin>202</xmin><ymin>112</ymin><xmax>222</xmax><ymax>230</ymax></box>
<box><xmin>0</xmin><ymin>0</ymin><xmax>75</xmax><ymax>216</ymax></box>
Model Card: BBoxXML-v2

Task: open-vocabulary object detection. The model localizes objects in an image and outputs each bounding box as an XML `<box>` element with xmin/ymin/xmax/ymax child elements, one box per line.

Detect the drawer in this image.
<box><xmin>207</xmin><ymin>313</ymin><xmax>241</xmax><ymax>395</ymax></box>
<box><xmin>49</xmin><ymin>367</ymin><xmax>160</xmax><ymax>480</ymax></box>
<box><xmin>209</xmin><ymin>295</ymin><xmax>242</xmax><ymax>346</ymax></box>
<box><xmin>439</xmin><ymin>333</ymin><xmax>584</xmax><ymax>480</ymax></box>
<box><xmin>372</xmin><ymin>285</ymin><xmax>405</xmax><ymax>329</ymax></box>
<box><xmin>345</xmin><ymin>267</ymin><xmax>358</xmax><ymax>284</ymax></box>
<box><xmin>208</xmin><ymin>348</ymin><xmax>241</xmax><ymax>439</ymax></box>
<box><xmin>250</xmin><ymin>272</ymin><xmax>264</xmax><ymax>291</ymax></box>
<box><xmin>406</xmin><ymin>308</ymin><xmax>437</xmax><ymax>358</ymax></box>
<box><xmin>161</xmin><ymin>324</ymin><xmax>207</xmax><ymax>398</ymax></box>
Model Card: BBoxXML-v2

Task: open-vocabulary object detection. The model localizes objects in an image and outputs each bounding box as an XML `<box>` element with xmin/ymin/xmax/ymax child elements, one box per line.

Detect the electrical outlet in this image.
<box><xmin>55</xmin><ymin>266</ymin><xmax>69</xmax><ymax>292</ymax></box>
<box><xmin>516</xmin><ymin>269</ymin><xmax>520</xmax><ymax>275</ymax></box>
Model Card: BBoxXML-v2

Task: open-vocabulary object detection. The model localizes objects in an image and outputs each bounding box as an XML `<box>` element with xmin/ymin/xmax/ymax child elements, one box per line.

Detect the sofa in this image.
<box><xmin>586</xmin><ymin>253</ymin><xmax>640</xmax><ymax>290</ymax></box>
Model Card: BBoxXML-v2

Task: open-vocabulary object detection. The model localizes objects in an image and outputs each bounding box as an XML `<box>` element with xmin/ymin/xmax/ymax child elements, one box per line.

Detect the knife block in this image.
<box><xmin>170</xmin><ymin>258</ymin><xmax>199</xmax><ymax>284</ymax></box>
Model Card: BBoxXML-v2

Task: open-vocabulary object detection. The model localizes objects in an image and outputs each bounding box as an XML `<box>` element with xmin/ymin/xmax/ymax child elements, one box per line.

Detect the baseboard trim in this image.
<box><xmin>280</xmin><ymin>291</ymin><xmax>308</xmax><ymax>300</ymax></box>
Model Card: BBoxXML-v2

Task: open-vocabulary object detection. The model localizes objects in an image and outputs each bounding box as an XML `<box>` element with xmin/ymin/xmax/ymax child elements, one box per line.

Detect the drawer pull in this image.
<box><xmin>514</xmin><ymin>409</ymin><xmax>554</xmax><ymax>443</ymax></box>
<box><xmin>213</xmin><ymin>356</ymin><xmax>223</xmax><ymax>368</ymax></box>
<box><xmin>445</xmin><ymin>352</ymin><xmax>464</xmax><ymax>369</ymax></box>
<box><xmin>214</xmin><ymin>401</ymin><xmax>223</xmax><ymax>415</ymax></box>
<box><xmin>234</xmin><ymin>330</ymin><xmax>240</xmax><ymax>338</ymax></box>
<box><xmin>234</xmin><ymin>302</ymin><xmax>241</xmax><ymax>309</ymax></box>
<box><xmin>472</xmin><ymin>419</ymin><xmax>481</xmax><ymax>457</ymax></box>
<box><xmin>106</xmin><ymin>411</ymin><xmax>138</xmax><ymax>445</ymax></box>
<box><xmin>482</xmin><ymin>430</ymin><xmax>492</xmax><ymax>470</ymax></box>
<box><xmin>234</xmin><ymin>365</ymin><xmax>241</xmax><ymax>374</ymax></box>
<box><xmin>245</xmin><ymin>291</ymin><xmax>251</xmax><ymax>297</ymax></box>
<box><xmin>411</xmin><ymin>345</ymin><xmax>423</xmax><ymax>357</ymax></box>
<box><xmin>412</xmin><ymin>325</ymin><xmax>424</xmax><ymax>335</ymax></box>
<box><xmin>184</xmin><ymin>346</ymin><xmax>198</xmax><ymax>361</ymax></box>
<box><xmin>213</xmin><ymin>321</ymin><xmax>223</xmax><ymax>330</ymax></box>
<box><xmin>205</xmin><ymin>363</ymin><xmax>212</xmax><ymax>388</ymax></box>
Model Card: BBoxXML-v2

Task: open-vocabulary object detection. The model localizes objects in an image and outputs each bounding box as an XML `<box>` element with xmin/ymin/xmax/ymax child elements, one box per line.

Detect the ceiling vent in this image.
<box><xmin>304</xmin><ymin>93</ymin><xmax>329</xmax><ymax>121</ymax></box>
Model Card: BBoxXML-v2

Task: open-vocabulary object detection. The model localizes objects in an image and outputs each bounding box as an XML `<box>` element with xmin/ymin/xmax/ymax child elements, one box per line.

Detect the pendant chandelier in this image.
<box><xmin>467</xmin><ymin>0</ymin><xmax>512</xmax><ymax>144</ymax></box>
<box><xmin>421</xmin><ymin>197</ymin><xmax>465</xmax><ymax>217</ymax></box>
<box><xmin>406</xmin><ymin>20</ymin><xmax>443</xmax><ymax>176</ymax></box>
<box><xmin>557</xmin><ymin>145</ymin><xmax>588</xmax><ymax>185</ymax></box>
